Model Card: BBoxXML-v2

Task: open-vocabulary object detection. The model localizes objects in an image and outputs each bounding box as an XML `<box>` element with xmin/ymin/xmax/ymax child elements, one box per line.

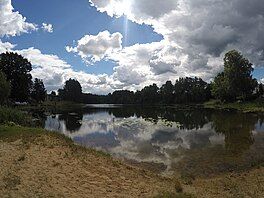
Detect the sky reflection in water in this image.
<box><xmin>44</xmin><ymin>106</ymin><xmax>264</xmax><ymax>174</ymax></box>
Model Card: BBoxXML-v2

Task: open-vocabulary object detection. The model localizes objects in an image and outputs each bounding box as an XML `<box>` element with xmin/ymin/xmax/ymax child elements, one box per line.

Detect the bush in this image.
<box><xmin>0</xmin><ymin>107</ymin><xmax>32</xmax><ymax>126</ymax></box>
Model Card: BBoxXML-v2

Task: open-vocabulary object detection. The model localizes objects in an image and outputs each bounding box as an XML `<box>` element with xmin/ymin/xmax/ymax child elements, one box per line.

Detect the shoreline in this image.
<box><xmin>203</xmin><ymin>100</ymin><xmax>264</xmax><ymax>113</ymax></box>
<box><xmin>0</xmin><ymin>125</ymin><xmax>183</xmax><ymax>197</ymax></box>
<box><xmin>17</xmin><ymin>99</ymin><xmax>264</xmax><ymax>114</ymax></box>
<box><xmin>0</xmin><ymin>125</ymin><xmax>263</xmax><ymax>197</ymax></box>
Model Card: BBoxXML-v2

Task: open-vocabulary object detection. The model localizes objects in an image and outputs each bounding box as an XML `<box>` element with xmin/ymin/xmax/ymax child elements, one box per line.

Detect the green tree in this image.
<box><xmin>211</xmin><ymin>73</ymin><xmax>230</xmax><ymax>101</ymax></box>
<box><xmin>141</xmin><ymin>84</ymin><xmax>160</xmax><ymax>104</ymax></box>
<box><xmin>0</xmin><ymin>71</ymin><xmax>10</xmax><ymax>104</ymax></box>
<box><xmin>59</xmin><ymin>79</ymin><xmax>82</xmax><ymax>102</ymax></box>
<box><xmin>50</xmin><ymin>91</ymin><xmax>56</xmax><ymax>97</ymax></box>
<box><xmin>109</xmin><ymin>90</ymin><xmax>135</xmax><ymax>104</ymax></box>
<box><xmin>31</xmin><ymin>78</ymin><xmax>47</xmax><ymax>103</ymax></box>
<box><xmin>174</xmin><ymin>77</ymin><xmax>210</xmax><ymax>103</ymax></box>
<box><xmin>212</xmin><ymin>50</ymin><xmax>257</xmax><ymax>102</ymax></box>
<box><xmin>160</xmin><ymin>81</ymin><xmax>174</xmax><ymax>104</ymax></box>
<box><xmin>0</xmin><ymin>52</ymin><xmax>32</xmax><ymax>102</ymax></box>
<box><xmin>258</xmin><ymin>83</ymin><xmax>264</xmax><ymax>97</ymax></box>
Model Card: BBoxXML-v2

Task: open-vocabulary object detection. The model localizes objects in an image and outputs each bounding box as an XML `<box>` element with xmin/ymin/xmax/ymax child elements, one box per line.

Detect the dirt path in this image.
<box><xmin>0</xmin><ymin>134</ymin><xmax>177</xmax><ymax>198</ymax></box>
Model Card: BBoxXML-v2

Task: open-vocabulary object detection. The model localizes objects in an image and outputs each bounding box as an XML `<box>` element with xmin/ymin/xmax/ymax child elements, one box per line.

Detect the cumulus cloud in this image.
<box><xmin>17</xmin><ymin>48</ymin><xmax>70</xmax><ymax>69</ymax></box>
<box><xmin>66</xmin><ymin>30</ymin><xmax>123</xmax><ymax>63</ymax></box>
<box><xmin>0</xmin><ymin>42</ymin><xmax>114</xmax><ymax>93</ymax></box>
<box><xmin>85</xmin><ymin>0</ymin><xmax>264</xmax><ymax>91</ymax></box>
<box><xmin>41</xmin><ymin>23</ymin><xmax>53</xmax><ymax>33</ymax></box>
<box><xmin>0</xmin><ymin>40</ymin><xmax>16</xmax><ymax>53</ymax></box>
<box><xmin>89</xmin><ymin>0</ymin><xmax>178</xmax><ymax>23</ymax></box>
<box><xmin>0</xmin><ymin>0</ymin><xmax>37</xmax><ymax>37</ymax></box>
<box><xmin>2</xmin><ymin>0</ymin><xmax>263</xmax><ymax>94</ymax></box>
<box><xmin>0</xmin><ymin>0</ymin><xmax>117</xmax><ymax>94</ymax></box>
<box><xmin>15</xmin><ymin>48</ymin><xmax>115</xmax><ymax>94</ymax></box>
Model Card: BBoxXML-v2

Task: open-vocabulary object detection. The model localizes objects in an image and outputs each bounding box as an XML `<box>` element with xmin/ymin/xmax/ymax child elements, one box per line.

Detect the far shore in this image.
<box><xmin>17</xmin><ymin>99</ymin><xmax>264</xmax><ymax>114</ymax></box>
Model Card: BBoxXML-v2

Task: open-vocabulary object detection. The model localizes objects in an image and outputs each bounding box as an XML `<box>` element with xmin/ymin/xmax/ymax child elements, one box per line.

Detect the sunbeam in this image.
<box><xmin>123</xmin><ymin>15</ymin><xmax>129</xmax><ymax>46</ymax></box>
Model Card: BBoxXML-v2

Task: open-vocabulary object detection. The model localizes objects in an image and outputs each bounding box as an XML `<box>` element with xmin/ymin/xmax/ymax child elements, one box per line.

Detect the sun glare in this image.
<box><xmin>117</xmin><ymin>0</ymin><xmax>133</xmax><ymax>46</ymax></box>
<box><xmin>118</xmin><ymin>0</ymin><xmax>133</xmax><ymax>15</ymax></box>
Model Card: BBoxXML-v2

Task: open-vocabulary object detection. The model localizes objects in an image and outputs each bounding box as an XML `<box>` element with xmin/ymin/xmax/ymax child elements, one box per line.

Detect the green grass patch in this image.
<box><xmin>0</xmin><ymin>106</ymin><xmax>33</xmax><ymax>126</ymax></box>
<box><xmin>0</xmin><ymin>125</ymin><xmax>47</xmax><ymax>142</ymax></box>
<box><xmin>0</xmin><ymin>124</ymin><xmax>112</xmax><ymax>160</ymax></box>
<box><xmin>204</xmin><ymin>99</ymin><xmax>264</xmax><ymax>113</ymax></box>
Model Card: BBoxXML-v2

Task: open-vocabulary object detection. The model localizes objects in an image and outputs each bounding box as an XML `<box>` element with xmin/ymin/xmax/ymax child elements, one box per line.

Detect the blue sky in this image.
<box><xmin>0</xmin><ymin>0</ymin><xmax>263</xmax><ymax>93</ymax></box>
<box><xmin>4</xmin><ymin>0</ymin><xmax>162</xmax><ymax>75</ymax></box>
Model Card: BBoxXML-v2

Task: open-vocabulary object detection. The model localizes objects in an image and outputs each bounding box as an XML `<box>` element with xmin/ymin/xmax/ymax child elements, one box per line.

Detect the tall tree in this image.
<box><xmin>0</xmin><ymin>71</ymin><xmax>10</xmax><ymax>105</ymax></box>
<box><xmin>258</xmin><ymin>83</ymin><xmax>264</xmax><ymax>97</ymax></box>
<box><xmin>174</xmin><ymin>77</ymin><xmax>210</xmax><ymax>103</ymax></box>
<box><xmin>0</xmin><ymin>52</ymin><xmax>32</xmax><ymax>102</ymax></box>
<box><xmin>160</xmin><ymin>81</ymin><xmax>174</xmax><ymax>104</ymax></box>
<box><xmin>31</xmin><ymin>78</ymin><xmax>47</xmax><ymax>103</ymax></box>
<box><xmin>141</xmin><ymin>84</ymin><xmax>160</xmax><ymax>104</ymax></box>
<box><xmin>212</xmin><ymin>50</ymin><xmax>257</xmax><ymax>102</ymax></box>
<box><xmin>109</xmin><ymin>90</ymin><xmax>135</xmax><ymax>104</ymax></box>
<box><xmin>59</xmin><ymin>79</ymin><xmax>82</xmax><ymax>102</ymax></box>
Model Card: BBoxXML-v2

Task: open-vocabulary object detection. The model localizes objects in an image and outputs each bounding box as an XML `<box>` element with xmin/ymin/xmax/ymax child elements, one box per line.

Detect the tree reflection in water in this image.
<box><xmin>43</xmin><ymin>105</ymin><xmax>264</xmax><ymax>176</ymax></box>
<box><xmin>59</xmin><ymin>113</ymin><xmax>83</xmax><ymax>132</ymax></box>
<box><xmin>109</xmin><ymin>106</ymin><xmax>211</xmax><ymax>130</ymax></box>
<box><xmin>212</xmin><ymin>112</ymin><xmax>256</xmax><ymax>155</ymax></box>
<box><xmin>45</xmin><ymin>106</ymin><xmax>261</xmax><ymax>155</ymax></box>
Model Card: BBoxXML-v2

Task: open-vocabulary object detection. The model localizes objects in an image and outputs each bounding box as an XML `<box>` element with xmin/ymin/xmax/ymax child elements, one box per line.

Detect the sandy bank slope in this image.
<box><xmin>0</xmin><ymin>133</ymin><xmax>176</xmax><ymax>198</ymax></box>
<box><xmin>181</xmin><ymin>167</ymin><xmax>264</xmax><ymax>198</ymax></box>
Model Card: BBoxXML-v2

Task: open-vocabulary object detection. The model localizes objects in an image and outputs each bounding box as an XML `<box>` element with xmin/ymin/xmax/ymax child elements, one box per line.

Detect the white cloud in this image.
<box><xmin>0</xmin><ymin>40</ymin><xmax>16</xmax><ymax>53</ymax></box>
<box><xmin>0</xmin><ymin>1</ymin><xmax>117</xmax><ymax>94</ymax></box>
<box><xmin>41</xmin><ymin>23</ymin><xmax>53</xmax><ymax>33</ymax></box>
<box><xmin>0</xmin><ymin>42</ymin><xmax>114</xmax><ymax>93</ymax></box>
<box><xmin>0</xmin><ymin>0</ymin><xmax>37</xmax><ymax>37</ymax></box>
<box><xmin>14</xmin><ymin>47</ymin><xmax>115</xmax><ymax>94</ymax></box>
<box><xmin>66</xmin><ymin>30</ymin><xmax>123</xmax><ymax>63</ymax></box>
<box><xmin>85</xmin><ymin>0</ymin><xmax>264</xmax><ymax>91</ymax></box>
<box><xmin>89</xmin><ymin>0</ymin><xmax>178</xmax><ymax>24</ymax></box>
<box><xmin>17</xmin><ymin>48</ymin><xmax>70</xmax><ymax>69</ymax></box>
<box><xmin>2</xmin><ymin>0</ymin><xmax>263</xmax><ymax>95</ymax></box>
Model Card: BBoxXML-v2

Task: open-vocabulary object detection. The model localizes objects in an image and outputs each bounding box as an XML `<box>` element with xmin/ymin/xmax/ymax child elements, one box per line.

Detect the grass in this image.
<box><xmin>0</xmin><ymin>125</ymin><xmax>60</xmax><ymax>143</ymax></box>
<box><xmin>0</xmin><ymin>106</ymin><xmax>33</xmax><ymax>126</ymax></box>
<box><xmin>204</xmin><ymin>99</ymin><xmax>264</xmax><ymax>113</ymax></box>
<box><xmin>0</xmin><ymin>124</ymin><xmax>112</xmax><ymax>159</ymax></box>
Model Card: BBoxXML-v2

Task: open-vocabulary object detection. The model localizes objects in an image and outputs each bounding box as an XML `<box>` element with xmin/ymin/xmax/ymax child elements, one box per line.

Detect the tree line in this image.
<box><xmin>0</xmin><ymin>50</ymin><xmax>263</xmax><ymax>105</ymax></box>
<box><xmin>0</xmin><ymin>52</ymin><xmax>46</xmax><ymax>104</ymax></box>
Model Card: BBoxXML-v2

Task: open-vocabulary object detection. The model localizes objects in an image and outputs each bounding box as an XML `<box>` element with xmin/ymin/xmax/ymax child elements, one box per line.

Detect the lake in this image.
<box><xmin>43</xmin><ymin>105</ymin><xmax>264</xmax><ymax>176</ymax></box>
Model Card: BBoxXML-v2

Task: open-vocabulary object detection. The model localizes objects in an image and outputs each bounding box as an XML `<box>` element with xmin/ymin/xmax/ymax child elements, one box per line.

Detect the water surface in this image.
<box><xmin>43</xmin><ymin>105</ymin><xmax>264</xmax><ymax>176</ymax></box>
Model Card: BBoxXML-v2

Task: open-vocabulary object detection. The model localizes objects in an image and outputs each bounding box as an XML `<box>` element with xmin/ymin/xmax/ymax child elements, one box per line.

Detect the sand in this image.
<box><xmin>0</xmin><ymin>134</ymin><xmax>176</xmax><ymax>198</ymax></box>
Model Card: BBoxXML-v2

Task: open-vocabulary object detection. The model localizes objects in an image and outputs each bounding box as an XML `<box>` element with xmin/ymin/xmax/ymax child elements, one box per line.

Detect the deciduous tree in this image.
<box><xmin>212</xmin><ymin>50</ymin><xmax>257</xmax><ymax>102</ymax></box>
<box><xmin>31</xmin><ymin>78</ymin><xmax>47</xmax><ymax>103</ymax></box>
<box><xmin>0</xmin><ymin>71</ymin><xmax>10</xmax><ymax>105</ymax></box>
<box><xmin>0</xmin><ymin>52</ymin><xmax>32</xmax><ymax>102</ymax></box>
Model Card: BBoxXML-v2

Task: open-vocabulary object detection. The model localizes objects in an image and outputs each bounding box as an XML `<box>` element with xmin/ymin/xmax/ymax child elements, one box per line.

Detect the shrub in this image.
<box><xmin>0</xmin><ymin>107</ymin><xmax>32</xmax><ymax>126</ymax></box>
